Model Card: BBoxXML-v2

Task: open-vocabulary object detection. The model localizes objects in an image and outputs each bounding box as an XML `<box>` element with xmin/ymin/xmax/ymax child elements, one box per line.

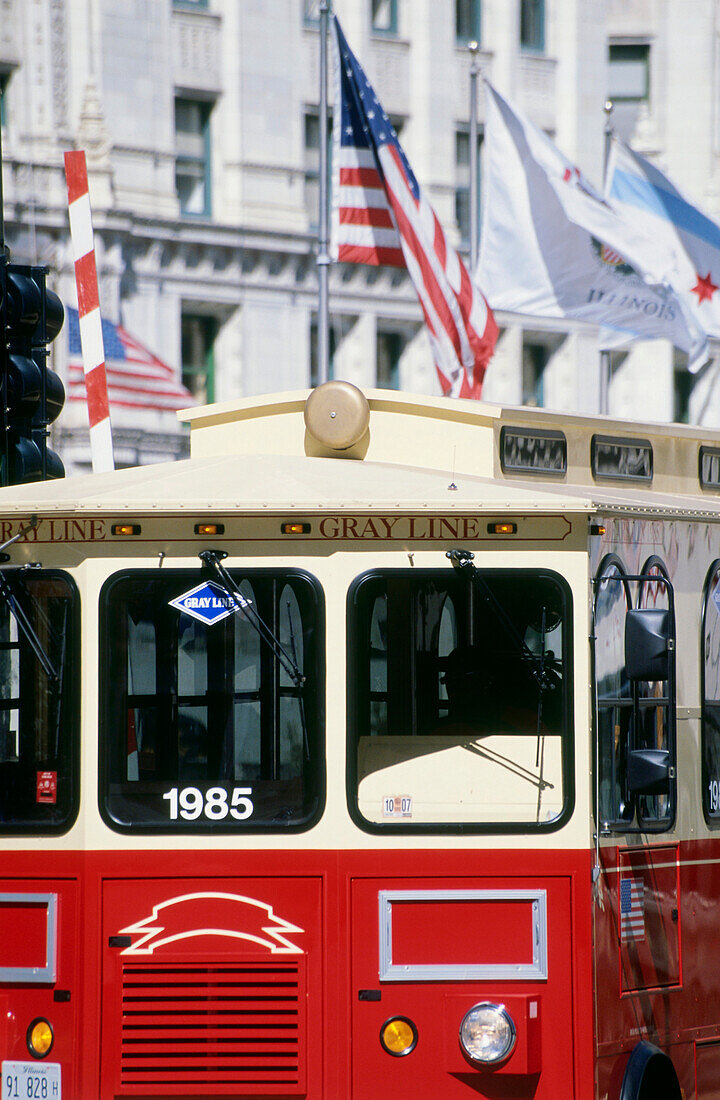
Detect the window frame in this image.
<box><xmin>174</xmin><ymin>96</ymin><xmax>213</xmax><ymax>218</ymax></box>
<box><xmin>593</xmin><ymin>554</ymin><xmax>676</xmax><ymax>835</ymax></box>
<box><xmin>371</xmin><ymin>0</ymin><xmax>398</xmax><ymax>37</ymax></box>
<box><xmin>0</xmin><ymin>569</ymin><xmax>80</xmax><ymax>836</ymax></box>
<box><xmin>98</xmin><ymin>567</ymin><xmax>326</xmax><ymax>835</ymax></box>
<box><xmin>455</xmin><ymin>0</ymin><xmax>481</xmax><ymax>45</ymax></box>
<box><xmin>702</xmin><ymin>559</ymin><xmax>720</xmax><ymax>827</ymax></box>
<box><xmin>346</xmin><ymin>567</ymin><xmax>575</xmax><ymax>836</ymax></box>
<box><xmin>520</xmin><ymin>0</ymin><xmax>545</xmax><ymax>53</ymax></box>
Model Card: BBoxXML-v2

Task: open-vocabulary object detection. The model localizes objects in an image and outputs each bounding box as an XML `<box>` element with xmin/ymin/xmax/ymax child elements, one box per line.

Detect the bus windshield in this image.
<box><xmin>100</xmin><ymin>569</ymin><xmax>324</xmax><ymax>832</ymax></box>
<box><xmin>0</xmin><ymin>569</ymin><xmax>79</xmax><ymax>833</ymax></box>
<box><xmin>348</xmin><ymin>568</ymin><xmax>572</xmax><ymax>831</ymax></box>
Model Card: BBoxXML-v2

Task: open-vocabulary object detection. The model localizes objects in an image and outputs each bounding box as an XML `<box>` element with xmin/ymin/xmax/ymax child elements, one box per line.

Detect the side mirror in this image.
<box><xmin>625</xmin><ymin>608</ymin><xmax>671</xmax><ymax>682</ymax></box>
<box><xmin>627</xmin><ymin>748</ymin><xmax>672</xmax><ymax>795</ymax></box>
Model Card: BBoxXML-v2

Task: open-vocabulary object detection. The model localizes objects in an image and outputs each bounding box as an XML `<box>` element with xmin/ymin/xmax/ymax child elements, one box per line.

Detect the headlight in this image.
<box><xmin>459</xmin><ymin>1002</ymin><xmax>516</xmax><ymax>1065</ymax></box>
<box><xmin>27</xmin><ymin>1018</ymin><xmax>54</xmax><ymax>1058</ymax></box>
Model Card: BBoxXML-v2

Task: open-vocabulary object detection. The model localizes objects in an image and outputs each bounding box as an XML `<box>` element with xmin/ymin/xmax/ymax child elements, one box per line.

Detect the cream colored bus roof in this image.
<box><xmin>1</xmin><ymin>386</ymin><xmax>719</xmax><ymax>519</ymax></box>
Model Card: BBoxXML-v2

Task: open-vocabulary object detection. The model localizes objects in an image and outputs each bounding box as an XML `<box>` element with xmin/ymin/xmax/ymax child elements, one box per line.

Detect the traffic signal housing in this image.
<box><xmin>0</xmin><ymin>261</ymin><xmax>65</xmax><ymax>485</ymax></box>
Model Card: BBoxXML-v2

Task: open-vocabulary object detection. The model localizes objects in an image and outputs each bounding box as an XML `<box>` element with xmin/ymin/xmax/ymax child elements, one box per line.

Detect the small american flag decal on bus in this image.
<box><xmin>620</xmin><ymin>878</ymin><xmax>645</xmax><ymax>942</ymax></box>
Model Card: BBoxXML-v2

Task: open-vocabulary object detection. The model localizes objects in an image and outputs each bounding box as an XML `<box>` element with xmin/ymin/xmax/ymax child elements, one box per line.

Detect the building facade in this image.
<box><xmin>0</xmin><ymin>0</ymin><xmax>717</xmax><ymax>473</ymax></box>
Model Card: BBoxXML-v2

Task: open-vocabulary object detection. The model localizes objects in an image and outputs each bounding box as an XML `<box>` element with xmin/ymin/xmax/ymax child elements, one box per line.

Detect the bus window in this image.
<box><xmin>100</xmin><ymin>569</ymin><xmax>324</xmax><ymax>832</ymax></box>
<box><xmin>636</xmin><ymin>558</ymin><xmax>672</xmax><ymax>827</ymax></box>
<box><xmin>594</xmin><ymin>558</ymin><xmax>633</xmax><ymax>827</ymax></box>
<box><xmin>0</xmin><ymin>570</ymin><xmax>79</xmax><ymax>833</ymax></box>
<box><xmin>348</xmin><ymin>569</ymin><xmax>572</xmax><ymax>832</ymax></box>
<box><xmin>702</xmin><ymin>561</ymin><xmax>720</xmax><ymax>823</ymax></box>
<box><xmin>595</xmin><ymin>556</ymin><xmax>675</xmax><ymax>832</ymax></box>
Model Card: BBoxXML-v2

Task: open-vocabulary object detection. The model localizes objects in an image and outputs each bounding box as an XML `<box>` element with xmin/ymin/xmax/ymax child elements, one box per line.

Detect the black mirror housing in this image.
<box><xmin>627</xmin><ymin>748</ymin><xmax>671</xmax><ymax>795</ymax></box>
<box><xmin>625</xmin><ymin>608</ymin><xmax>670</xmax><ymax>681</ymax></box>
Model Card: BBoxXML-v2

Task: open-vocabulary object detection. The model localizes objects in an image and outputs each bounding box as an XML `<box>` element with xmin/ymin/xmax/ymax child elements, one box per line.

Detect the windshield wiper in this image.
<box><xmin>447</xmin><ymin>548</ymin><xmax>556</xmax><ymax>692</ymax></box>
<box><xmin>0</xmin><ymin>518</ymin><xmax>59</xmax><ymax>682</ymax></box>
<box><xmin>199</xmin><ymin>550</ymin><xmax>306</xmax><ymax>687</ymax></box>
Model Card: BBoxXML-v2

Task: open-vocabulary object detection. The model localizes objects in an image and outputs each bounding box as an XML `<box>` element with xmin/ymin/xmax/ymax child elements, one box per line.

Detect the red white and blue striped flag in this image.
<box><xmin>330</xmin><ymin>16</ymin><xmax>497</xmax><ymax>399</ymax></box>
<box><xmin>620</xmin><ymin>877</ymin><xmax>645</xmax><ymax>942</ymax></box>
<box><xmin>66</xmin><ymin>307</ymin><xmax>195</xmax><ymax>413</ymax></box>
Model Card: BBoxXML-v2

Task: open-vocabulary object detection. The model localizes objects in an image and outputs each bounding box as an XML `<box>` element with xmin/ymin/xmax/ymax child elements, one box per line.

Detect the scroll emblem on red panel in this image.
<box><xmin>118</xmin><ymin>892</ymin><xmax>305</xmax><ymax>955</ymax></box>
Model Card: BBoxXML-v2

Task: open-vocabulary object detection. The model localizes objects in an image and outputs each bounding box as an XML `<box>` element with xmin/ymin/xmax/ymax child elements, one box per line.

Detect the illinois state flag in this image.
<box><xmin>477</xmin><ymin>83</ymin><xmax>708</xmax><ymax>370</ymax></box>
<box><xmin>330</xmin><ymin>16</ymin><xmax>497</xmax><ymax>398</ymax></box>
<box><xmin>607</xmin><ymin>137</ymin><xmax>720</xmax><ymax>341</ymax></box>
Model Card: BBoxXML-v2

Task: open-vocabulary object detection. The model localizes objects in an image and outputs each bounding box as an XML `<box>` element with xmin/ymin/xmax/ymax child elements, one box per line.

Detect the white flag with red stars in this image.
<box><xmin>477</xmin><ymin>83</ymin><xmax>709</xmax><ymax>370</ymax></box>
<box><xmin>607</xmin><ymin>137</ymin><xmax>720</xmax><ymax>348</ymax></box>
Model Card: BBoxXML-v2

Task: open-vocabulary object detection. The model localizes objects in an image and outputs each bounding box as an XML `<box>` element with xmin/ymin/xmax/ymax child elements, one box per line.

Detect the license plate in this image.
<box><xmin>2</xmin><ymin>1062</ymin><xmax>61</xmax><ymax>1100</ymax></box>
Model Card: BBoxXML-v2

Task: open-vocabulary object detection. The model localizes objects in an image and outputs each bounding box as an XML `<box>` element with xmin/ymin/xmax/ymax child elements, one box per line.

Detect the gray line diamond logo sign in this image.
<box><xmin>168</xmin><ymin>580</ymin><xmax>249</xmax><ymax>625</ymax></box>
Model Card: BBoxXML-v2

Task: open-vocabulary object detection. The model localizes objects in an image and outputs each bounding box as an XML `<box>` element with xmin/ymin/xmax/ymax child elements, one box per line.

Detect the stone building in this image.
<box><xmin>0</xmin><ymin>0</ymin><xmax>717</xmax><ymax>473</ymax></box>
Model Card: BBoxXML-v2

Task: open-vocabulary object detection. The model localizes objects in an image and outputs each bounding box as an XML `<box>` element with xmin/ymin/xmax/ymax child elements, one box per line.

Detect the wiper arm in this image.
<box><xmin>0</xmin><ymin>518</ymin><xmax>59</xmax><ymax>682</ymax></box>
<box><xmin>446</xmin><ymin>548</ymin><xmax>555</xmax><ymax>693</ymax></box>
<box><xmin>199</xmin><ymin>550</ymin><xmax>306</xmax><ymax>687</ymax></box>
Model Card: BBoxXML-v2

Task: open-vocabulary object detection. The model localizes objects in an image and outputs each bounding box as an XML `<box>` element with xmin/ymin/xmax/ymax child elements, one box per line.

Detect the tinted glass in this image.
<box><xmin>0</xmin><ymin>571</ymin><xmax>79</xmax><ymax>833</ymax></box>
<box><xmin>100</xmin><ymin>570</ymin><xmax>323</xmax><ymax>832</ymax></box>
<box><xmin>349</xmin><ymin>569</ymin><xmax>572</xmax><ymax>831</ymax></box>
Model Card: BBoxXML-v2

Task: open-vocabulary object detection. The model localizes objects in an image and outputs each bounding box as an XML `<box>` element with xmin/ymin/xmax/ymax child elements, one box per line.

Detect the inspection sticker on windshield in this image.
<box><xmin>169</xmin><ymin>581</ymin><xmax>250</xmax><ymax>626</ymax></box>
<box><xmin>3</xmin><ymin>1061</ymin><xmax>61</xmax><ymax>1099</ymax></box>
<box><xmin>383</xmin><ymin>795</ymin><xmax>412</xmax><ymax>819</ymax></box>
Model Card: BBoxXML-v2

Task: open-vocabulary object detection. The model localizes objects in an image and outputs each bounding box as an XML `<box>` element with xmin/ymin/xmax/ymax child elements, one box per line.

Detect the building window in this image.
<box><xmin>0</xmin><ymin>71</ymin><xmax>10</xmax><ymax>129</ymax></box>
<box><xmin>608</xmin><ymin>43</ymin><xmax>650</xmax><ymax>102</ymax></box>
<box><xmin>175</xmin><ymin>97</ymin><xmax>212</xmax><ymax>217</ymax></box>
<box><xmin>520</xmin><ymin>0</ymin><xmax>544</xmax><ymax>52</ymax></box>
<box><xmin>522</xmin><ymin>341</ymin><xmax>549</xmax><ymax>407</ymax></box>
<box><xmin>303</xmin><ymin>0</ymin><xmax>320</xmax><ymax>24</ymax></box>
<box><xmin>377</xmin><ymin>330</ymin><xmax>405</xmax><ymax>389</ymax></box>
<box><xmin>304</xmin><ymin>109</ymin><xmax>333</xmax><ymax>230</ymax></box>
<box><xmin>310</xmin><ymin>316</ymin><xmax>337</xmax><ymax>387</ymax></box>
<box><xmin>372</xmin><ymin>0</ymin><xmax>398</xmax><ymax>35</ymax></box>
<box><xmin>456</xmin><ymin>0</ymin><xmax>481</xmax><ymax>45</ymax></box>
<box><xmin>455</xmin><ymin>126</ymin><xmax>482</xmax><ymax>249</ymax></box>
<box><xmin>182</xmin><ymin>312</ymin><xmax>217</xmax><ymax>404</ymax></box>
<box><xmin>608</xmin><ymin>42</ymin><xmax>650</xmax><ymax>142</ymax></box>
<box><xmin>674</xmin><ymin>365</ymin><xmax>693</xmax><ymax>425</ymax></box>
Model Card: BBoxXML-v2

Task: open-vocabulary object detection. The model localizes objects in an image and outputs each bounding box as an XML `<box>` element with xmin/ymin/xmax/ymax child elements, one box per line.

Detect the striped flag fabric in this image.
<box><xmin>64</xmin><ymin>150</ymin><xmax>115</xmax><ymax>472</ymax></box>
<box><xmin>620</xmin><ymin>877</ymin><xmax>645</xmax><ymax>942</ymax></box>
<box><xmin>66</xmin><ymin>307</ymin><xmax>195</xmax><ymax>413</ymax></box>
<box><xmin>330</xmin><ymin>16</ymin><xmax>497</xmax><ymax>399</ymax></box>
<box><xmin>477</xmin><ymin>83</ymin><xmax>709</xmax><ymax>370</ymax></box>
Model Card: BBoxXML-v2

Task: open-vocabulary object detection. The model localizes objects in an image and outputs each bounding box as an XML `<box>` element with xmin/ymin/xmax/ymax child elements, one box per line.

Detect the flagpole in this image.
<box><xmin>317</xmin><ymin>0</ymin><xmax>330</xmax><ymax>386</ymax></box>
<box><xmin>468</xmin><ymin>40</ymin><xmax>479</xmax><ymax>272</ymax></box>
<box><xmin>599</xmin><ymin>98</ymin><xmax>614</xmax><ymax>415</ymax></box>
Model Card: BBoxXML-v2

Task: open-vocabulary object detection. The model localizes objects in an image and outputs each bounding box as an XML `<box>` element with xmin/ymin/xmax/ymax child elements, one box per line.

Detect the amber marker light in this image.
<box><xmin>487</xmin><ymin>522</ymin><xmax>517</xmax><ymax>535</ymax></box>
<box><xmin>111</xmin><ymin>524</ymin><xmax>141</xmax><ymax>536</ymax></box>
<box><xmin>27</xmin><ymin>1017</ymin><xmax>54</xmax><ymax>1058</ymax></box>
<box><xmin>195</xmin><ymin>523</ymin><xmax>225</xmax><ymax>536</ymax></box>
<box><xmin>281</xmin><ymin>523</ymin><xmax>311</xmax><ymax>535</ymax></box>
<box><xmin>380</xmin><ymin>1016</ymin><xmax>418</xmax><ymax>1057</ymax></box>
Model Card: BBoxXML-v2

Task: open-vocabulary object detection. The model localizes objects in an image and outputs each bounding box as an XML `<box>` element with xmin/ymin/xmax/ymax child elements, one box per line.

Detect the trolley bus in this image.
<box><xmin>1</xmin><ymin>379</ymin><xmax>720</xmax><ymax>1098</ymax></box>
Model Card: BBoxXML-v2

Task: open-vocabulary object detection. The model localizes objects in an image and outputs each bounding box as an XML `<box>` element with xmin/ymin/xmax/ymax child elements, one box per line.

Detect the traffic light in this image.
<box><xmin>0</xmin><ymin>259</ymin><xmax>65</xmax><ymax>485</ymax></box>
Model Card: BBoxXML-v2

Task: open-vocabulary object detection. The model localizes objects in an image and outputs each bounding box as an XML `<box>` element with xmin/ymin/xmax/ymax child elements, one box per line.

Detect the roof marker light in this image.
<box><xmin>111</xmin><ymin>524</ymin><xmax>141</xmax><ymax>536</ymax></box>
<box><xmin>281</xmin><ymin>523</ymin><xmax>311</xmax><ymax>535</ymax></box>
<box><xmin>195</xmin><ymin>523</ymin><xmax>224</xmax><ymax>536</ymax></box>
<box><xmin>487</xmin><ymin>522</ymin><xmax>517</xmax><ymax>535</ymax></box>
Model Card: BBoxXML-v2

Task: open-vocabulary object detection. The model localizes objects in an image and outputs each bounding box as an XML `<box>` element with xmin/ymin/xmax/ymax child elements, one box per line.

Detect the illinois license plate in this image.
<box><xmin>2</xmin><ymin>1062</ymin><xmax>61</xmax><ymax>1100</ymax></box>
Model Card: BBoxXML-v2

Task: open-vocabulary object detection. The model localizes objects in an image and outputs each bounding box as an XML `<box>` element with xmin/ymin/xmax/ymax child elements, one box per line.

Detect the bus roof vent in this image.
<box><xmin>304</xmin><ymin>380</ymin><xmax>370</xmax><ymax>452</ymax></box>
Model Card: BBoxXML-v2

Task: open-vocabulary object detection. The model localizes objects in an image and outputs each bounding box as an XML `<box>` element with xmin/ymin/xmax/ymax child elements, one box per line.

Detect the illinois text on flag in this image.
<box><xmin>476</xmin><ymin>82</ymin><xmax>708</xmax><ymax>370</ymax></box>
<box><xmin>330</xmin><ymin>15</ymin><xmax>496</xmax><ymax>399</ymax></box>
<box><xmin>66</xmin><ymin>307</ymin><xmax>195</xmax><ymax>413</ymax></box>
<box><xmin>607</xmin><ymin>137</ymin><xmax>720</xmax><ymax>342</ymax></box>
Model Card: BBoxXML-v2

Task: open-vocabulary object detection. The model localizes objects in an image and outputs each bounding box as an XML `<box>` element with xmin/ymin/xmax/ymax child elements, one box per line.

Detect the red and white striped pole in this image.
<box><xmin>64</xmin><ymin>150</ymin><xmax>114</xmax><ymax>472</ymax></box>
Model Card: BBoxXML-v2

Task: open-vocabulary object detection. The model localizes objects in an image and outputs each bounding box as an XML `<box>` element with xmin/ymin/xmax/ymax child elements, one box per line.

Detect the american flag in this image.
<box><xmin>330</xmin><ymin>16</ymin><xmax>497</xmax><ymax>399</ymax></box>
<box><xmin>620</xmin><ymin>878</ymin><xmax>645</xmax><ymax>942</ymax></box>
<box><xmin>66</xmin><ymin>307</ymin><xmax>195</xmax><ymax>413</ymax></box>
